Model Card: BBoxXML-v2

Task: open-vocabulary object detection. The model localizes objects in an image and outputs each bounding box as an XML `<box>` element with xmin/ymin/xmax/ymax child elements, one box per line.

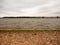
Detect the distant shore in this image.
<box><xmin>0</xmin><ymin>16</ymin><xmax>60</xmax><ymax>18</ymax></box>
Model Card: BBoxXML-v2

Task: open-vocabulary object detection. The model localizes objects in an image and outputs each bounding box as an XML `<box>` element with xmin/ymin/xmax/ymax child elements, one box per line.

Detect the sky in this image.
<box><xmin>0</xmin><ymin>0</ymin><xmax>60</xmax><ymax>17</ymax></box>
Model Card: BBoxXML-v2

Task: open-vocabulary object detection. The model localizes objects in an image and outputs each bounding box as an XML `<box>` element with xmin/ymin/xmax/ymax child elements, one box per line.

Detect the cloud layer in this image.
<box><xmin>0</xmin><ymin>0</ymin><xmax>60</xmax><ymax>17</ymax></box>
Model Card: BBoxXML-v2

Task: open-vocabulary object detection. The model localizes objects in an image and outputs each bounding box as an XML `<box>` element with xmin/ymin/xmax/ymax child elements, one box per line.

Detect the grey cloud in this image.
<box><xmin>0</xmin><ymin>0</ymin><xmax>60</xmax><ymax>17</ymax></box>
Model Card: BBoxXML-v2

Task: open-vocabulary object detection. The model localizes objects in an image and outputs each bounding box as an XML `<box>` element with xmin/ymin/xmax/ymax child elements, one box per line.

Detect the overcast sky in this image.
<box><xmin>0</xmin><ymin>0</ymin><xmax>60</xmax><ymax>17</ymax></box>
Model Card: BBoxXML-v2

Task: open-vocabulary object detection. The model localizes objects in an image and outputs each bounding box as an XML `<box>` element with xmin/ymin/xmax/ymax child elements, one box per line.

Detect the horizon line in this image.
<box><xmin>0</xmin><ymin>16</ymin><xmax>60</xmax><ymax>18</ymax></box>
